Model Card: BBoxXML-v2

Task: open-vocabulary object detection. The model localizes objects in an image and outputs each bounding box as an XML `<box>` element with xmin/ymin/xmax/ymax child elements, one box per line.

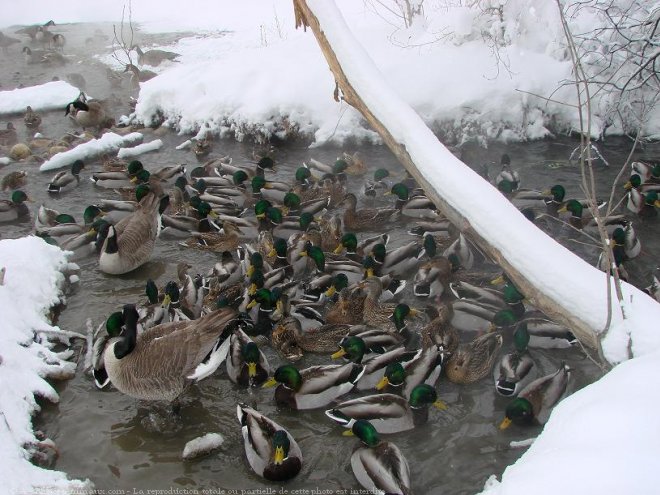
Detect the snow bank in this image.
<box><xmin>0</xmin><ymin>81</ymin><xmax>80</xmax><ymax>115</ymax></box>
<box><xmin>478</xmin><ymin>349</ymin><xmax>660</xmax><ymax>495</ymax></box>
<box><xmin>117</xmin><ymin>139</ymin><xmax>163</xmax><ymax>159</ymax></box>
<box><xmin>0</xmin><ymin>236</ymin><xmax>92</xmax><ymax>494</ymax></box>
<box><xmin>39</xmin><ymin>132</ymin><xmax>143</xmax><ymax>172</ymax></box>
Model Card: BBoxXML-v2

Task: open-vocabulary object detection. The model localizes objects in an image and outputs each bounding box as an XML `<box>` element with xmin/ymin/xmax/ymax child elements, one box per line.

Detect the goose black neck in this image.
<box><xmin>114</xmin><ymin>306</ymin><xmax>139</xmax><ymax>359</ymax></box>
<box><xmin>105</xmin><ymin>228</ymin><xmax>119</xmax><ymax>254</ymax></box>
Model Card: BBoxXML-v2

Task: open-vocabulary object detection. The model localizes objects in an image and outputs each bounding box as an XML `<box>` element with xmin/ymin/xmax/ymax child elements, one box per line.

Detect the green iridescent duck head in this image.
<box><xmin>333</xmin><ymin>159</ymin><xmax>348</xmax><ymax>174</ymax></box>
<box><xmin>391</xmin><ymin>303</ymin><xmax>416</xmax><ymax>331</ymax></box>
<box><xmin>547</xmin><ymin>184</ymin><xmax>566</xmax><ymax>202</ymax></box>
<box><xmin>271</xmin><ymin>237</ymin><xmax>288</xmax><ymax>258</ymax></box>
<box><xmin>500</xmin><ymin>397</ymin><xmax>535</xmax><ymax>429</ymax></box>
<box><xmin>324</xmin><ymin>273</ymin><xmax>348</xmax><ymax>298</ymax></box>
<box><xmin>266</xmin><ymin>206</ymin><xmax>283</xmax><ymax>224</ymax></box>
<box><xmin>302</xmin><ymin>242</ymin><xmax>325</xmax><ymax>271</ymax></box>
<box><xmin>624</xmin><ymin>174</ymin><xmax>642</xmax><ymax>190</ymax></box>
<box><xmin>233</xmin><ymin>170</ymin><xmax>249</xmax><ymax>186</ymax></box>
<box><xmin>295</xmin><ymin>166</ymin><xmax>312</xmax><ymax>184</ymax></box>
<box><xmin>105</xmin><ymin>310</ymin><xmax>124</xmax><ymax>337</ymax></box>
<box><xmin>263</xmin><ymin>364</ymin><xmax>303</xmax><ymax>391</ymax></box>
<box><xmin>409</xmin><ymin>384</ymin><xmax>447</xmax><ymax>410</ymax></box>
<box><xmin>371</xmin><ymin>243</ymin><xmax>387</xmax><ymax>263</ymax></box>
<box><xmin>376</xmin><ymin>362</ymin><xmax>405</xmax><ymax>389</ymax></box>
<box><xmin>271</xmin><ymin>430</ymin><xmax>291</xmax><ymax>465</ymax></box>
<box><xmin>331</xmin><ymin>336</ymin><xmax>367</xmax><ymax>362</ymax></box>
<box><xmin>491</xmin><ymin>308</ymin><xmax>519</xmax><ymax>330</ymax></box>
<box><xmin>10</xmin><ymin>190</ymin><xmax>29</xmax><ymax>204</ymax></box>
<box><xmin>512</xmin><ymin>323</ymin><xmax>530</xmax><ymax>353</ymax></box>
<box><xmin>135</xmin><ymin>184</ymin><xmax>151</xmax><ymax>202</ymax></box>
<box><xmin>241</xmin><ymin>341</ymin><xmax>262</xmax><ymax>379</ymax></box>
<box><xmin>254</xmin><ymin>199</ymin><xmax>272</xmax><ymax>219</ymax></box>
<box><xmin>55</xmin><ymin>213</ymin><xmax>76</xmax><ymax>224</ymax></box>
<box><xmin>559</xmin><ymin>199</ymin><xmax>584</xmax><ymax>218</ymax></box>
<box><xmin>373</xmin><ymin>168</ymin><xmax>390</xmax><ymax>181</ymax></box>
<box><xmin>257</xmin><ymin>157</ymin><xmax>275</xmax><ymax>171</ymax></box>
<box><xmin>283</xmin><ymin>192</ymin><xmax>301</xmax><ymax>212</ymax></box>
<box><xmin>423</xmin><ymin>233</ymin><xmax>437</xmax><ymax>258</ymax></box>
<box><xmin>349</xmin><ymin>419</ymin><xmax>380</xmax><ymax>447</ymax></box>
<box><xmin>127</xmin><ymin>160</ymin><xmax>144</xmax><ymax>176</ymax></box>
<box><xmin>251</xmin><ymin>175</ymin><xmax>269</xmax><ymax>194</ymax></box>
<box><xmin>83</xmin><ymin>205</ymin><xmax>103</xmax><ymax>225</ymax></box>
<box><xmin>336</xmin><ymin>233</ymin><xmax>357</xmax><ymax>254</ymax></box>
<box><xmin>299</xmin><ymin>212</ymin><xmax>314</xmax><ymax>231</ymax></box>
<box><xmin>389</xmin><ymin>182</ymin><xmax>409</xmax><ymax>201</ymax></box>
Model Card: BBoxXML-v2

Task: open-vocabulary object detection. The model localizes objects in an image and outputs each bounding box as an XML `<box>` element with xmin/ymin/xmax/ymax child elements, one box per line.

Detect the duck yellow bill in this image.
<box><xmin>341</xmin><ymin>430</ymin><xmax>355</xmax><ymax>437</ymax></box>
<box><xmin>256</xmin><ymin>213</ymin><xmax>266</xmax><ymax>219</ymax></box>
<box><xmin>324</xmin><ymin>286</ymin><xmax>337</xmax><ymax>298</ymax></box>
<box><xmin>655</xmin><ymin>200</ymin><xmax>660</xmax><ymax>208</ymax></box>
<box><xmin>333</xmin><ymin>244</ymin><xmax>343</xmax><ymax>254</ymax></box>
<box><xmin>246</xmin><ymin>298</ymin><xmax>257</xmax><ymax>309</ymax></box>
<box><xmin>366</xmin><ymin>268</ymin><xmax>374</xmax><ymax>278</ymax></box>
<box><xmin>247</xmin><ymin>265</ymin><xmax>255</xmax><ymax>277</ymax></box>
<box><xmin>331</xmin><ymin>348</ymin><xmax>346</xmax><ymax>359</ymax></box>
<box><xmin>273</xmin><ymin>445</ymin><xmax>285</xmax><ymax>464</ymax></box>
<box><xmin>375</xmin><ymin>376</ymin><xmax>389</xmax><ymax>390</ymax></box>
<box><xmin>162</xmin><ymin>294</ymin><xmax>171</xmax><ymax>307</ymax></box>
<box><xmin>490</xmin><ymin>274</ymin><xmax>505</xmax><ymax>285</ymax></box>
<box><xmin>499</xmin><ymin>417</ymin><xmax>512</xmax><ymax>430</ymax></box>
<box><xmin>623</xmin><ymin>181</ymin><xmax>633</xmax><ymax>190</ymax></box>
<box><xmin>433</xmin><ymin>400</ymin><xmax>448</xmax><ymax>411</ymax></box>
<box><xmin>262</xmin><ymin>377</ymin><xmax>278</xmax><ymax>388</ymax></box>
<box><xmin>268</xmin><ymin>248</ymin><xmax>277</xmax><ymax>258</ymax></box>
<box><xmin>557</xmin><ymin>205</ymin><xmax>568</xmax><ymax>213</ymax></box>
<box><xmin>247</xmin><ymin>362</ymin><xmax>257</xmax><ymax>377</ymax></box>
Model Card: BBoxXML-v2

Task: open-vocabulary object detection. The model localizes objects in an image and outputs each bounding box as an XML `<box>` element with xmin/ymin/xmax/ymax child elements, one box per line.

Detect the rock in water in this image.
<box><xmin>182</xmin><ymin>433</ymin><xmax>225</xmax><ymax>460</ymax></box>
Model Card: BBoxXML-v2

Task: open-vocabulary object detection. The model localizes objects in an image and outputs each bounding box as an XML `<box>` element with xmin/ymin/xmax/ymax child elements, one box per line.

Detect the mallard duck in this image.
<box><xmin>420</xmin><ymin>304</ymin><xmax>460</xmax><ymax>353</ymax></box>
<box><xmin>370</xmin><ymin>241</ymin><xmax>420</xmax><ymax>279</ymax></box>
<box><xmin>183</xmin><ymin>220</ymin><xmax>241</xmax><ymax>252</ymax></box>
<box><xmin>226</xmin><ymin>327</ymin><xmax>270</xmax><ymax>387</ymax></box>
<box><xmin>132</xmin><ymin>44</ymin><xmax>180</xmax><ymax>66</ymax></box>
<box><xmin>363</xmin><ymin>168</ymin><xmax>393</xmax><ymax>197</ymax></box>
<box><xmin>413</xmin><ymin>256</ymin><xmax>453</xmax><ymax>298</ymax></box>
<box><xmin>98</xmin><ymin>186</ymin><xmax>163</xmax><ymax>274</ymax></box>
<box><xmin>387</xmin><ymin>182</ymin><xmax>440</xmax><ymax>220</ymax></box>
<box><xmin>375</xmin><ymin>344</ymin><xmax>447</xmax><ymax>400</ymax></box>
<box><xmin>0</xmin><ymin>122</ymin><xmax>18</xmax><ymax>146</ymax></box>
<box><xmin>47</xmin><ymin>159</ymin><xmax>85</xmax><ymax>193</ymax></box>
<box><xmin>326</xmin><ymin>384</ymin><xmax>445</xmax><ymax>434</ymax></box>
<box><xmin>494</xmin><ymin>154</ymin><xmax>520</xmax><ymax>190</ymax></box>
<box><xmin>340</xmin><ymin>193</ymin><xmax>399</xmax><ymax>231</ymax></box>
<box><xmin>360</xmin><ymin>278</ymin><xmax>419</xmax><ymax>330</ymax></box>
<box><xmin>499</xmin><ymin>362</ymin><xmax>571</xmax><ymax>428</ymax></box>
<box><xmin>262</xmin><ymin>363</ymin><xmax>364</xmax><ymax>410</ymax></box>
<box><xmin>631</xmin><ymin>161</ymin><xmax>660</xmax><ymax>184</ymax></box>
<box><xmin>445</xmin><ymin>333</ymin><xmax>503</xmax><ymax>385</ymax></box>
<box><xmin>177</xmin><ymin>264</ymin><xmax>204</xmax><ymax>320</ymax></box>
<box><xmin>137</xmin><ymin>279</ymin><xmax>172</xmax><ymax>330</ymax></box>
<box><xmin>160</xmin><ymin>201</ymin><xmax>220</xmax><ymax>238</ymax></box>
<box><xmin>324</xmin><ymin>286</ymin><xmax>367</xmax><ymax>325</ymax></box>
<box><xmin>514</xmin><ymin>320</ymin><xmax>577</xmax><ymax>349</ymax></box>
<box><xmin>345</xmin><ymin>419</ymin><xmax>412</xmax><ymax>495</ymax></box>
<box><xmin>340</xmin><ymin>152</ymin><xmax>368</xmax><ymax>175</ymax></box>
<box><xmin>493</xmin><ymin>324</ymin><xmax>535</xmax><ymax>397</ymax></box>
<box><xmin>237</xmin><ymin>404</ymin><xmax>302</xmax><ymax>482</ymax></box>
<box><xmin>23</xmin><ymin>106</ymin><xmax>41</xmax><ymax>129</ymax></box>
<box><xmin>0</xmin><ymin>190</ymin><xmax>30</xmax><ymax>222</ymax></box>
<box><xmin>637</xmin><ymin>191</ymin><xmax>660</xmax><ymax>218</ymax></box>
<box><xmin>1</xmin><ymin>171</ymin><xmax>28</xmax><ymax>191</ymax></box>
<box><xmin>333</xmin><ymin>232</ymin><xmax>389</xmax><ymax>262</ymax></box>
<box><xmin>558</xmin><ymin>199</ymin><xmax>626</xmax><ymax>231</ymax></box>
<box><xmin>442</xmin><ymin>232</ymin><xmax>475</xmax><ymax>270</ymax></box>
<box><xmin>152</xmin><ymin>163</ymin><xmax>186</xmax><ymax>182</ymax></box>
<box><xmin>98</xmin><ymin>304</ymin><xmax>237</xmax><ymax>401</ymax></box>
<box><xmin>92</xmin><ymin>160</ymin><xmax>145</xmax><ymax>189</ymax></box>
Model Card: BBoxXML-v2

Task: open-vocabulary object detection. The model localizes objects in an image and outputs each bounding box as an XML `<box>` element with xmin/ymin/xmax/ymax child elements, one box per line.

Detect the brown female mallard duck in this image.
<box><xmin>324</xmin><ymin>286</ymin><xmax>367</xmax><ymax>325</ymax></box>
<box><xmin>183</xmin><ymin>220</ymin><xmax>241</xmax><ymax>252</ymax></box>
<box><xmin>420</xmin><ymin>304</ymin><xmax>459</xmax><ymax>353</ymax></box>
<box><xmin>1</xmin><ymin>170</ymin><xmax>28</xmax><ymax>191</ymax></box>
<box><xmin>359</xmin><ymin>277</ymin><xmax>419</xmax><ymax>331</ymax></box>
<box><xmin>340</xmin><ymin>193</ymin><xmax>399</xmax><ymax>231</ymax></box>
<box><xmin>445</xmin><ymin>332</ymin><xmax>503</xmax><ymax>384</ymax></box>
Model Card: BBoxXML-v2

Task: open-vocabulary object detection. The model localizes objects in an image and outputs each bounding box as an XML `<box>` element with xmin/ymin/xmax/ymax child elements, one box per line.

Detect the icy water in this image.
<box><xmin>1</xmin><ymin>21</ymin><xmax>658</xmax><ymax>495</ymax></box>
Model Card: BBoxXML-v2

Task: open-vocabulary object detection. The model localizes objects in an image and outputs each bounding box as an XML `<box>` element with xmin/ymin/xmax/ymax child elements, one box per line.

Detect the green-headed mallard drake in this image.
<box><xmin>226</xmin><ymin>327</ymin><xmax>270</xmax><ymax>387</ymax></box>
<box><xmin>0</xmin><ymin>190</ymin><xmax>30</xmax><ymax>222</ymax></box>
<box><xmin>631</xmin><ymin>161</ymin><xmax>660</xmax><ymax>184</ymax></box>
<box><xmin>370</xmin><ymin>241</ymin><xmax>420</xmax><ymax>279</ymax></box>
<box><xmin>340</xmin><ymin>193</ymin><xmax>399</xmax><ymax>231</ymax></box>
<box><xmin>237</xmin><ymin>404</ymin><xmax>302</xmax><ymax>481</ymax></box>
<box><xmin>514</xmin><ymin>320</ymin><xmax>577</xmax><ymax>349</ymax></box>
<box><xmin>1</xmin><ymin>170</ymin><xmax>28</xmax><ymax>191</ymax></box>
<box><xmin>326</xmin><ymin>384</ymin><xmax>446</xmax><ymax>434</ymax></box>
<box><xmin>331</xmin><ymin>335</ymin><xmax>415</xmax><ymax>391</ymax></box>
<box><xmin>137</xmin><ymin>279</ymin><xmax>172</xmax><ymax>330</ymax></box>
<box><xmin>558</xmin><ymin>199</ymin><xmax>626</xmax><ymax>231</ymax></box>
<box><xmin>47</xmin><ymin>159</ymin><xmax>85</xmax><ymax>193</ymax></box>
<box><xmin>345</xmin><ymin>419</ymin><xmax>412</xmax><ymax>495</ymax></box>
<box><xmin>332</xmin><ymin>232</ymin><xmax>389</xmax><ymax>263</ymax></box>
<box><xmin>445</xmin><ymin>332</ymin><xmax>503</xmax><ymax>385</ymax></box>
<box><xmin>363</xmin><ymin>168</ymin><xmax>393</xmax><ymax>197</ymax></box>
<box><xmin>98</xmin><ymin>186</ymin><xmax>163</xmax><ymax>275</ymax></box>
<box><xmin>91</xmin><ymin>160</ymin><xmax>144</xmax><ymax>189</ymax></box>
<box><xmin>499</xmin><ymin>362</ymin><xmax>571</xmax><ymax>429</ymax></box>
<box><xmin>493</xmin><ymin>322</ymin><xmax>535</xmax><ymax>397</ymax></box>
<box><xmin>98</xmin><ymin>304</ymin><xmax>237</xmax><ymax>401</ymax></box>
<box><xmin>160</xmin><ymin>201</ymin><xmax>220</xmax><ymax>238</ymax></box>
<box><xmin>360</xmin><ymin>278</ymin><xmax>420</xmax><ymax>331</ymax></box>
<box><xmin>387</xmin><ymin>182</ymin><xmax>440</xmax><ymax>220</ymax></box>
<box><xmin>263</xmin><ymin>363</ymin><xmax>364</xmax><ymax>410</ymax></box>
<box><xmin>637</xmin><ymin>191</ymin><xmax>660</xmax><ymax>218</ymax></box>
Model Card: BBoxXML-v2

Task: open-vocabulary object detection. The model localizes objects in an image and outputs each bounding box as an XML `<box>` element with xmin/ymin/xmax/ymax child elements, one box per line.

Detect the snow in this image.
<box><xmin>117</xmin><ymin>138</ymin><xmax>163</xmax><ymax>159</ymax></box>
<box><xmin>181</xmin><ymin>432</ymin><xmax>225</xmax><ymax>460</ymax></box>
<box><xmin>39</xmin><ymin>132</ymin><xmax>144</xmax><ymax>172</ymax></box>
<box><xmin>0</xmin><ymin>237</ymin><xmax>92</xmax><ymax>494</ymax></box>
<box><xmin>1</xmin><ymin>2</ymin><xmax>660</xmax><ymax>495</ymax></box>
<box><xmin>0</xmin><ymin>81</ymin><xmax>81</xmax><ymax>115</ymax></box>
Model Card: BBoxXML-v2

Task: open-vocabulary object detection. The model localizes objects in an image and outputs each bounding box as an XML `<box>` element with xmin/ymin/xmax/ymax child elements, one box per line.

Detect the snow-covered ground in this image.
<box><xmin>1</xmin><ymin>1</ymin><xmax>659</xmax><ymax>494</ymax></box>
<box><xmin>0</xmin><ymin>237</ymin><xmax>92</xmax><ymax>494</ymax></box>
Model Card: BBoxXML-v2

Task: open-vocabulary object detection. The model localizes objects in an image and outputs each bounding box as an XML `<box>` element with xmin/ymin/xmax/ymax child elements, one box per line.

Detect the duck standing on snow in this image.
<box><xmin>98</xmin><ymin>184</ymin><xmax>164</xmax><ymax>275</ymax></box>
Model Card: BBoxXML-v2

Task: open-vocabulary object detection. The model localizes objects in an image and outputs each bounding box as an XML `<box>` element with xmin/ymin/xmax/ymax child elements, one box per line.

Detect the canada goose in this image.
<box><xmin>65</xmin><ymin>97</ymin><xmax>108</xmax><ymax>130</ymax></box>
<box><xmin>132</xmin><ymin>44</ymin><xmax>180</xmax><ymax>66</ymax></box>
<box><xmin>123</xmin><ymin>63</ymin><xmax>157</xmax><ymax>87</ymax></box>
<box><xmin>15</xmin><ymin>20</ymin><xmax>55</xmax><ymax>41</ymax></box>
<box><xmin>98</xmin><ymin>304</ymin><xmax>237</xmax><ymax>402</ymax></box>
<box><xmin>52</xmin><ymin>33</ymin><xmax>66</xmax><ymax>52</ymax></box>
<box><xmin>22</xmin><ymin>46</ymin><xmax>48</xmax><ymax>64</ymax></box>
<box><xmin>98</xmin><ymin>185</ymin><xmax>163</xmax><ymax>275</ymax></box>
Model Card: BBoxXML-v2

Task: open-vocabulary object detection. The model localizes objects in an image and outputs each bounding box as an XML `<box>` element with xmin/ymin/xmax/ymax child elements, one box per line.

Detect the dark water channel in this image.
<box><xmin>1</xmin><ymin>22</ymin><xmax>658</xmax><ymax>495</ymax></box>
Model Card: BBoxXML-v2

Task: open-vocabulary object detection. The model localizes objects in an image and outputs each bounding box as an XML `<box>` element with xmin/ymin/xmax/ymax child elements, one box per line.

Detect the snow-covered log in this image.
<box><xmin>292</xmin><ymin>0</ymin><xmax>660</xmax><ymax>363</ymax></box>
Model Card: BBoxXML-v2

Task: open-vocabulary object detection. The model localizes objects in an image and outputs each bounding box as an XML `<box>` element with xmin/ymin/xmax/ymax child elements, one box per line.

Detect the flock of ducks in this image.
<box><xmin>1</xmin><ymin>103</ymin><xmax>660</xmax><ymax>491</ymax></box>
<box><xmin>1</xmin><ymin>22</ymin><xmax>660</xmax><ymax>493</ymax></box>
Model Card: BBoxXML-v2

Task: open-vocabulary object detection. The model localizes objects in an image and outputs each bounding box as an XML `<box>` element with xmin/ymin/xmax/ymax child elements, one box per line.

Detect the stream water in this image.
<box><xmin>1</xmin><ymin>22</ymin><xmax>658</xmax><ymax>495</ymax></box>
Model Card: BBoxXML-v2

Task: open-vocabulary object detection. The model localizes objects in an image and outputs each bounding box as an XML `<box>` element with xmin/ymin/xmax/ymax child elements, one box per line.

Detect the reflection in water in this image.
<box><xmin>1</xmin><ymin>20</ymin><xmax>656</xmax><ymax>495</ymax></box>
